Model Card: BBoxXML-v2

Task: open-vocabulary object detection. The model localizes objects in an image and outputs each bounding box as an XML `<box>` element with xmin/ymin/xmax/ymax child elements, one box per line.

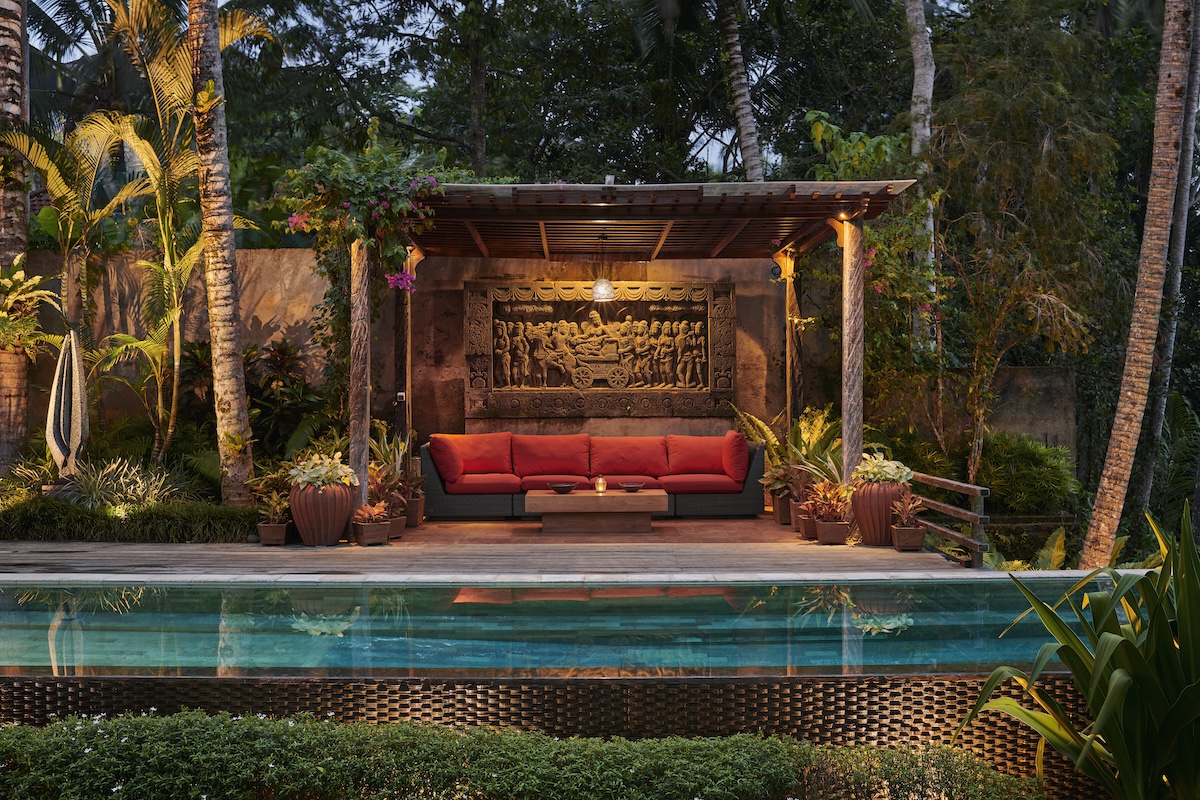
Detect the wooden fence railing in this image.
<box><xmin>910</xmin><ymin>471</ymin><xmax>990</xmax><ymax>568</ymax></box>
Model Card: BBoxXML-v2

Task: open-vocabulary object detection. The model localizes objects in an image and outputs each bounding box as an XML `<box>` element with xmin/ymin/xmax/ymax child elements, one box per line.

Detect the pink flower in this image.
<box><xmin>873</xmin><ymin>284</ymin><xmax>884</xmax><ymax>294</ymax></box>
<box><xmin>342</xmin><ymin>202</ymin><xmax>351</xmax><ymax>209</ymax></box>
<box><xmin>386</xmin><ymin>272</ymin><xmax>416</xmax><ymax>293</ymax></box>
<box><xmin>919</xmin><ymin>303</ymin><xmax>932</xmax><ymax>313</ymax></box>
<box><xmin>868</xmin><ymin>248</ymin><xmax>876</xmax><ymax>257</ymax></box>
<box><xmin>286</xmin><ymin>211</ymin><xmax>310</xmax><ymax>231</ymax></box>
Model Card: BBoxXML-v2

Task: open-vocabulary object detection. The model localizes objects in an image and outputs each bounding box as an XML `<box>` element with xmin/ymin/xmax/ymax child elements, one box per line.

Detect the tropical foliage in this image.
<box><xmin>959</xmin><ymin>512</ymin><xmax>1200</xmax><ymax>798</ymax></box>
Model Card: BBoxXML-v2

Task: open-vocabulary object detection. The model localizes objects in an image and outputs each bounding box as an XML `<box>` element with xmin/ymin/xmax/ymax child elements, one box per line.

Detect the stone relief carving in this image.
<box><xmin>465</xmin><ymin>282</ymin><xmax>735</xmax><ymax>418</ymax></box>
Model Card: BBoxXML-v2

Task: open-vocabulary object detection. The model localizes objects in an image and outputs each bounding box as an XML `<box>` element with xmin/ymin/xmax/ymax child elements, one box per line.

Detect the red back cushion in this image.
<box><xmin>590</xmin><ymin>436</ymin><xmax>668</xmax><ymax>477</ymax></box>
<box><xmin>512</xmin><ymin>434</ymin><xmax>590</xmax><ymax>477</ymax></box>
<box><xmin>722</xmin><ymin>430</ymin><xmax>750</xmax><ymax>482</ymax></box>
<box><xmin>428</xmin><ymin>434</ymin><xmax>464</xmax><ymax>482</ymax></box>
<box><xmin>430</xmin><ymin>432</ymin><xmax>512</xmax><ymax>479</ymax></box>
<box><xmin>666</xmin><ymin>435</ymin><xmax>725</xmax><ymax>475</ymax></box>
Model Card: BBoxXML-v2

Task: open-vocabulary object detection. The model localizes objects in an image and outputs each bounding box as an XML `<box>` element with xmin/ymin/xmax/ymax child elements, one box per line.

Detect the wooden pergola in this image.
<box><xmin>351</xmin><ymin>180</ymin><xmax>914</xmax><ymax>498</ymax></box>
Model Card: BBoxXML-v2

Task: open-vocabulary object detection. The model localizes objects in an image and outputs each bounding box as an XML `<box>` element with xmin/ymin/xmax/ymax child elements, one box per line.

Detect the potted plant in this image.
<box><xmin>808</xmin><ymin>479</ymin><xmax>853</xmax><ymax>545</ymax></box>
<box><xmin>367</xmin><ymin>462</ymin><xmax>407</xmax><ymax>539</ymax></box>
<box><xmin>790</xmin><ymin>470</ymin><xmax>818</xmax><ymax>540</ymax></box>
<box><xmin>0</xmin><ymin>255</ymin><xmax>57</xmax><ymax>468</ymax></box>
<box><xmin>759</xmin><ymin>458</ymin><xmax>792</xmax><ymax>524</ymax></box>
<box><xmin>402</xmin><ymin>451</ymin><xmax>426</xmax><ymax>529</ymax></box>
<box><xmin>891</xmin><ymin>486</ymin><xmax>926</xmax><ymax>552</ymax></box>
<box><xmin>249</xmin><ymin>465</ymin><xmax>293</xmax><ymax>545</ymax></box>
<box><xmin>352</xmin><ymin>501</ymin><xmax>392</xmax><ymax>546</ymax></box>
<box><xmin>288</xmin><ymin>452</ymin><xmax>358</xmax><ymax>546</ymax></box>
<box><xmin>850</xmin><ymin>453</ymin><xmax>913</xmax><ymax>547</ymax></box>
<box><xmin>370</xmin><ymin>425</ymin><xmax>422</xmax><ymax>533</ymax></box>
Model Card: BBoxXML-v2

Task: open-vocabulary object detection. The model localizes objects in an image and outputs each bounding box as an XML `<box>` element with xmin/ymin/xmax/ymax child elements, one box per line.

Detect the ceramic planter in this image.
<box><xmin>353</xmin><ymin>521</ymin><xmax>391</xmax><ymax>546</ymax></box>
<box><xmin>851</xmin><ymin>482</ymin><xmax>903</xmax><ymax>547</ymax></box>
<box><xmin>771</xmin><ymin>491</ymin><xmax>792</xmax><ymax>525</ymax></box>
<box><xmin>389</xmin><ymin>515</ymin><xmax>408</xmax><ymax>540</ymax></box>
<box><xmin>257</xmin><ymin>522</ymin><xmax>288</xmax><ymax>546</ymax></box>
<box><xmin>800</xmin><ymin>515</ymin><xmax>818</xmax><ymax>541</ymax></box>
<box><xmin>789</xmin><ymin>498</ymin><xmax>805</xmax><ymax>532</ymax></box>
<box><xmin>289</xmin><ymin>483</ymin><xmax>354</xmax><ymax>546</ymax></box>
<box><xmin>816</xmin><ymin>520</ymin><xmax>850</xmax><ymax>545</ymax></box>
<box><xmin>891</xmin><ymin>524</ymin><xmax>925</xmax><ymax>552</ymax></box>
<box><xmin>405</xmin><ymin>495</ymin><xmax>425</xmax><ymax>528</ymax></box>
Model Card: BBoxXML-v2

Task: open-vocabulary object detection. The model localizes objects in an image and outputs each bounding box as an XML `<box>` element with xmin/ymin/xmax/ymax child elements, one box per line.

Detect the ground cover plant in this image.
<box><xmin>0</xmin><ymin>711</ymin><xmax>1044</xmax><ymax>800</ymax></box>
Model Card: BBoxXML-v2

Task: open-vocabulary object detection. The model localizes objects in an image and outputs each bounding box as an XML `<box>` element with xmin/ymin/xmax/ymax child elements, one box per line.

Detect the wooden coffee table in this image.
<box><xmin>524</xmin><ymin>488</ymin><xmax>669</xmax><ymax>534</ymax></box>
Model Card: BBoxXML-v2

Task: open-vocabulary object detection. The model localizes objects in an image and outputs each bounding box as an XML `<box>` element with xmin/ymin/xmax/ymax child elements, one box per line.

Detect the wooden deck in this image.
<box><xmin>0</xmin><ymin>515</ymin><xmax>994</xmax><ymax>585</ymax></box>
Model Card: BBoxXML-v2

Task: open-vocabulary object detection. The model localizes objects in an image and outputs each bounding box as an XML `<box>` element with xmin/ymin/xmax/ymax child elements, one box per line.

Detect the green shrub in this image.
<box><xmin>0</xmin><ymin>712</ymin><xmax>1044</xmax><ymax>800</ymax></box>
<box><xmin>976</xmin><ymin>431</ymin><xmax>1080</xmax><ymax>515</ymax></box>
<box><xmin>0</xmin><ymin>495</ymin><xmax>256</xmax><ymax>542</ymax></box>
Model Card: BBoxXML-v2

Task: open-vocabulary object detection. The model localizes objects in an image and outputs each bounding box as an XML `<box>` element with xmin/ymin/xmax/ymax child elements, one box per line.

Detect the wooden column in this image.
<box><xmin>831</xmin><ymin>216</ymin><xmax>865</xmax><ymax>481</ymax></box>
<box><xmin>349</xmin><ymin>239</ymin><xmax>371</xmax><ymax>507</ymax></box>
<box><xmin>394</xmin><ymin>248</ymin><xmax>423</xmax><ymax>437</ymax></box>
<box><xmin>774</xmin><ymin>250</ymin><xmax>804</xmax><ymax>424</ymax></box>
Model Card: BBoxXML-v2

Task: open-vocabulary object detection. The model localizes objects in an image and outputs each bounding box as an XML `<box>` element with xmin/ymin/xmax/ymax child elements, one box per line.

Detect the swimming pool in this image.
<box><xmin>0</xmin><ymin>577</ymin><xmax>1095</xmax><ymax>678</ymax></box>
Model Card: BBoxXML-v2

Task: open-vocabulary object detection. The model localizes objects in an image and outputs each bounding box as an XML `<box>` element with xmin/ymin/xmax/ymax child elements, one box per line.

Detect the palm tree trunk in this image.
<box><xmin>349</xmin><ymin>239</ymin><xmax>370</xmax><ymax>507</ymax></box>
<box><xmin>190</xmin><ymin>0</ymin><xmax>252</xmax><ymax>504</ymax></box>
<box><xmin>1136</xmin><ymin>2</ymin><xmax>1200</xmax><ymax>531</ymax></box>
<box><xmin>1080</xmin><ymin>0</ymin><xmax>1193</xmax><ymax>569</ymax></box>
<box><xmin>0</xmin><ymin>0</ymin><xmax>26</xmax><ymax>268</ymax></box>
<box><xmin>715</xmin><ymin>0</ymin><xmax>763</xmax><ymax>181</ymax></box>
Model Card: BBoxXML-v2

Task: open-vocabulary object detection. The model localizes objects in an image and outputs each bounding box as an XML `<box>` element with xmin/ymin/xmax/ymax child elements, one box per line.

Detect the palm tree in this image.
<box><xmin>713</xmin><ymin>0</ymin><xmax>761</xmax><ymax>180</ymax></box>
<box><xmin>0</xmin><ymin>0</ymin><xmax>28</xmax><ymax>269</ymax></box>
<box><xmin>189</xmin><ymin>0</ymin><xmax>254</xmax><ymax>505</ymax></box>
<box><xmin>1081</xmin><ymin>0</ymin><xmax>1194</xmax><ymax>568</ymax></box>
<box><xmin>0</xmin><ymin>117</ymin><xmax>152</xmax><ymax>325</ymax></box>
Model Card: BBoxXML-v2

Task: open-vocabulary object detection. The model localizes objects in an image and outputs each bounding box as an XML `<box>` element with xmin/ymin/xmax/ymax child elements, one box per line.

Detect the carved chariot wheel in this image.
<box><xmin>571</xmin><ymin>367</ymin><xmax>595</xmax><ymax>389</ymax></box>
<box><xmin>606</xmin><ymin>366</ymin><xmax>630</xmax><ymax>389</ymax></box>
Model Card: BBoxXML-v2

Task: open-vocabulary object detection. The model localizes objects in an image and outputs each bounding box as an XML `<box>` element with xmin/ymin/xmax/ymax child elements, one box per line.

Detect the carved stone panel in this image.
<box><xmin>465</xmin><ymin>282</ymin><xmax>736</xmax><ymax>418</ymax></box>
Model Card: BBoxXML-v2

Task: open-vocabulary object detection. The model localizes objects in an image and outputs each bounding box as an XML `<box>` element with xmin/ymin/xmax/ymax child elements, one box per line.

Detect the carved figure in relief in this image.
<box><xmin>632</xmin><ymin>321</ymin><xmax>653</xmax><ymax>387</ymax></box>
<box><xmin>494</xmin><ymin>321</ymin><xmax>511</xmax><ymax>387</ymax></box>
<box><xmin>648</xmin><ymin>321</ymin><xmax>663</xmax><ymax>385</ymax></box>
<box><xmin>547</xmin><ymin>320</ymin><xmax>578</xmax><ymax>383</ymax></box>
<box><xmin>575</xmin><ymin>309</ymin><xmax>615</xmax><ymax>356</ymax></box>
<box><xmin>527</xmin><ymin>322</ymin><xmax>549</xmax><ymax>387</ymax></box>
<box><xmin>617</xmin><ymin>318</ymin><xmax>635</xmax><ymax>368</ymax></box>
<box><xmin>656</xmin><ymin>322</ymin><xmax>676</xmax><ymax>388</ymax></box>
<box><xmin>675</xmin><ymin>321</ymin><xmax>694</xmax><ymax>388</ymax></box>
<box><xmin>691</xmin><ymin>321</ymin><xmax>707</xmax><ymax>387</ymax></box>
<box><xmin>511</xmin><ymin>323</ymin><xmax>529</xmax><ymax>387</ymax></box>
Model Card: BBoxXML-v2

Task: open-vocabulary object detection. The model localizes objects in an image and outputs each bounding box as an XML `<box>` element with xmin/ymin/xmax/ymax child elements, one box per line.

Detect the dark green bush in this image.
<box><xmin>0</xmin><ymin>494</ymin><xmax>256</xmax><ymax>542</ymax></box>
<box><xmin>976</xmin><ymin>431</ymin><xmax>1080</xmax><ymax>515</ymax></box>
<box><xmin>0</xmin><ymin>712</ymin><xmax>1045</xmax><ymax>800</ymax></box>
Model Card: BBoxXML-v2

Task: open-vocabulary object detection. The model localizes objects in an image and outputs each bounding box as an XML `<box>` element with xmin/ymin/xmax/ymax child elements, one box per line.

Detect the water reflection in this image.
<box><xmin>0</xmin><ymin>580</ymin><xmax>1086</xmax><ymax>678</ymax></box>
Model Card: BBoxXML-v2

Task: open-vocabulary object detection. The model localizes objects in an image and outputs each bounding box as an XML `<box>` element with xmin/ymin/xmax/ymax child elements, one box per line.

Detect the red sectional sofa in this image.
<box><xmin>420</xmin><ymin>431</ymin><xmax>765</xmax><ymax>518</ymax></box>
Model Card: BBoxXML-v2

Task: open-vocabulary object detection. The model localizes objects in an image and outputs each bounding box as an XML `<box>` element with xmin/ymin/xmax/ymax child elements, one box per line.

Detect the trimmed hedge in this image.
<box><xmin>0</xmin><ymin>494</ymin><xmax>256</xmax><ymax>543</ymax></box>
<box><xmin>0</xmin><ymin>712</ymin><xmax>1045</xmax><ymax>800</ymax></box>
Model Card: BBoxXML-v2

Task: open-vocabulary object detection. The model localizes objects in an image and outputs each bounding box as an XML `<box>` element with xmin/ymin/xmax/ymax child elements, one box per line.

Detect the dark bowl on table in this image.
<box><xmin>548</xmin><ymin>482</ymin><xmax>578</xmax><ymax>494</ymax></box>
<box><xmin>620</xmin><ymin>482</ymin><xmax>645</xmax><ymax>493</ymax></box>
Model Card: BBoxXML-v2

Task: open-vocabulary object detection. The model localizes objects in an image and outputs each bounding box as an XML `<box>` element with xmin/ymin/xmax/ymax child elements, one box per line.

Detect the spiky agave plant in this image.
<box><xmin>956</xmin><ymin>508</ymin><xmax>1200</xmax><ymax>799</ymax></box>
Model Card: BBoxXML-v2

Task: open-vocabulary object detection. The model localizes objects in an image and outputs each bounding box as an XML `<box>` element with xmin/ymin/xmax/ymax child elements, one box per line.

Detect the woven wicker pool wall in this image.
<box><xmin>0</xmin><ymin>674</ymin><xmax>1101</xmax><ymax>800</ymax></box>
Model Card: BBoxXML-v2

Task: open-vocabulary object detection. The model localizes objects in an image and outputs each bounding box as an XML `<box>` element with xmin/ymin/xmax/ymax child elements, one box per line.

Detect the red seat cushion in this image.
<box><xmin>659</xmin><ymin>474</ymin><xmax>742</xmax><ymax>494</ymax></box>
<box><xmin>722</xmin><ymin>431</ymin><xmax>750</xmax><ymax>482</ymax></box>
<box><xmin>512</xmin><ymin>434</ymin><xmax>591</xmax><ymax>477</ymax></box>
<box><xmin>595</xmin><ymin>474</ymin><xmax>662</xmax><ymax>489</ymax></box>
<box><xmin>590</xmin><ymin>436</ymin><xmax>668</xmax><ymax>478</ymax></box>
<box><xmin>519</xmin><ymin>474</ymin><xmax>591</xmax><ymax>491</ymax></box>
<box><xmin>444</xmin><ymin>473</ymin><xmax>522</xmax><ymax>495</ymax></box>
<box><xmin>666</xmin><ymin>435</ymin><xmax>725</xmax><ymax>475</ymax></box>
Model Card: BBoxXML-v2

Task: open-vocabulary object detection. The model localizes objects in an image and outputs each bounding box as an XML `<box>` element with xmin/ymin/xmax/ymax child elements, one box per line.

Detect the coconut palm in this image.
<box><xmin>0</xmin><ymin>116</ymin><xmax>152</xmax><ymax>325</ymax></box>
<box><xmin>1082</xmin><ymin>0</ymin><xmax>1194</xmax><ymax>568</ymax></box>
<box><xmin>189</xmin><ymin>0</ymin><xmax>255</xmax><ymax>504</ymax></box>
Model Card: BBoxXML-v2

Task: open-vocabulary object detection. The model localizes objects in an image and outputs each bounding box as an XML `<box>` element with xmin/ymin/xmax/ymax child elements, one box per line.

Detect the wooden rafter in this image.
<box><xmin>709</xmin><ymin>220</ymin><xmax>750</xmax><ymax>258</ymax></box>
<box><xmin>651</xmin><ymin>221</ymin><xmax>674</xmax><ymax>260</ymax></box>
<box><xmin>539</xmin><ymin>222</ymin><xmax>550</xmax><ymax>259</ymax></box>
<box><xmin>464</xmin><ymin>221</ymin><xmax>489</xmax><ymax>257</ymax></box>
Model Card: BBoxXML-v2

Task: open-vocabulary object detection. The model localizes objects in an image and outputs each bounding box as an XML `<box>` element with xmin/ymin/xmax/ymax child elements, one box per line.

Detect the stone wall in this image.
<box><xmin>409</xmin><ymin>256</ymin><xmax>786</xmax><ymax>437</ymax></box>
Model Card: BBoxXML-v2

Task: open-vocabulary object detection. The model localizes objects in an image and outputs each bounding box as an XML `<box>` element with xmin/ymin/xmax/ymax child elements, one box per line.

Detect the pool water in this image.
<box><xmin>0</xmin><ymin>578</ymin><xmax>1093</xmax><ymax>678</ymax></box>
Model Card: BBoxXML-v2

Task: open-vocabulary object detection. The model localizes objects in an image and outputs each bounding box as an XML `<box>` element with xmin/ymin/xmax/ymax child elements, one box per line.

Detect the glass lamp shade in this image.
<box><xmin>592</xmin><ymin>277</ymin><xmax>615</xmax><ymax>302</ymax></box>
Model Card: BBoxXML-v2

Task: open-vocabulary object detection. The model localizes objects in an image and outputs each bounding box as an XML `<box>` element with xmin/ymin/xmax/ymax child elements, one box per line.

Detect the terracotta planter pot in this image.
<box><xmin>289</xmin><ymin>483</ymin><xmax>354</xmax><ymax>546</ymax></box>
<box><xmin>800</xmin><ymin>515</ymin><xmax>818</xmax><ymax>541</ymax></box>
<box><xmin>771</xmin><ymin>491</ymin><xmax>791</xmax><ymax>525</ymax></box>
<box><xmin>353</xmin><ymin>521</ymin><xmax>391</xmax><ymax>546</ymax></box>
<box><xmin>816</xmin><ymin>520</ymin><xmax>850</xmax><ymax>545</ymax></box>
<box><xmin>405</xmin><ymin>495</ymin><xmax>425</xmax><ymax>528</ymax></box>
<box><xmin>257</xmin><ymin>522</ymin><xmax>288</xmax><ymax>546</ymax></box>
<box><xmin>891</xmin><ymin>525</ymin><xmax>925</xmax><ymax>552</ymax></box>
<box><xmin>789</xmin><ymin>498</ymin><xmax>805</xmax><ymax>532</ymax></box>
<box><xmin>851</xmin><ymin>482</ymin><xmax>903</xmax><ymax>547</ymax></box>
<box><xmin>389</xmin><ymin>515</ymin><xmax>408</xmax><ymax>541</ymax></box>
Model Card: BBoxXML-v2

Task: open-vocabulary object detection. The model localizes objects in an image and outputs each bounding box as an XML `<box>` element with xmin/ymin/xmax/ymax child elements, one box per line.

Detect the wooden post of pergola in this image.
<box><xmin>827</xmin><ymin>214</ymin><xmax>865</xmax><ymax>481</ymax></box>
